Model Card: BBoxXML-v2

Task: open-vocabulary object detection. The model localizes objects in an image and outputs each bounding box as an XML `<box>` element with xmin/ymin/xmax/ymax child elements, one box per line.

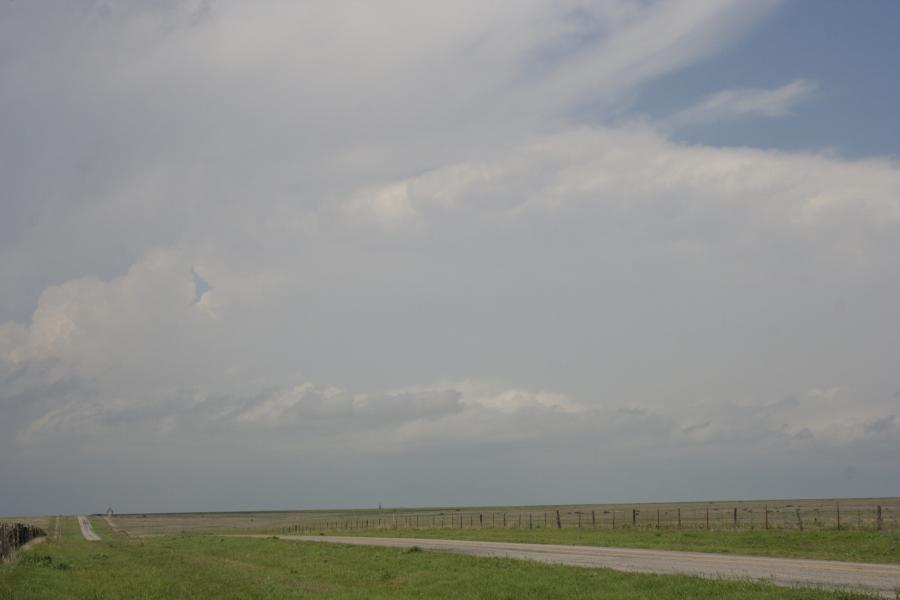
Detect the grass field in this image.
<box><xmin>0</xmin><ymin>517</ymin><xmax>882</xmax><ymax>599</ymax></box>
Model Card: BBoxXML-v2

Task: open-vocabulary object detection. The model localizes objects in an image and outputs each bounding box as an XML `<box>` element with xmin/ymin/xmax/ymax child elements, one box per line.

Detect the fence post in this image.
<box><xmin>733</xmin><ymin>507</ymin><xmax>737</xmax><ymax>529</ymax></box>
<box><xmin>556</xmin><ymin>510</ymin><xmax>562</xmax><ymax>529</ymax></box>
<box><xmin>795</xmin><ymin>508</ymin><xmax>803</xmax><ymax>531</ymax></box>
<box><xmin>657</xmin><ymin>509</ymin><xmax>660</xmax><ymax>529</ymax></box>
<box><xmin>591</xmin><ymin>510</ymin><xmax>596</xmax><ymax>528</ymax></box>
<box><xmin>876</xmin><ymin>506</ymin><xmax>883</xmax><ymax>531</ymax></box>
<box><xmin>836</xmin><ymin>503</ymin><xmax>841</xmax><ymax>531</ymax></box>
<box><xmin>764</xmin><ymin>505</ymin><xmax>768</xmax><ymax>530</ymax></box>
<box><xmin>612</xmin><ymin>510</ymin><xmax>616</xmax><ymax>529</ymax></box>
<box><xmin>677</xmin><ymin>508</ymin><xmax>681</xmax><ymax>529</ymax></box>
<box><xmin>632</xmin><ymin>509</ymin><xmax>637</xmax><ymax>528</ymax></box>
<box><xmin>479</xmin><ymin>513</ymin><xmax>483</xmax><ymax>528</ymax></box>
<box><xmin>706</xmin><ymin>506</ymin><xmax>709</xmax><ymax>529</ymax></box>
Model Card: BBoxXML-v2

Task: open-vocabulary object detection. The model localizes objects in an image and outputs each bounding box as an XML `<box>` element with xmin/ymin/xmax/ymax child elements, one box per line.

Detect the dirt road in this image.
<box><xmin>275</xmin><ymin>535</ymin><xmax>900</xmax><ymax>598</ymax></box>
<box><xmin>77</xmin><ymin>516</ymin><xmax>100</xmax><ymax>541</ymax></box>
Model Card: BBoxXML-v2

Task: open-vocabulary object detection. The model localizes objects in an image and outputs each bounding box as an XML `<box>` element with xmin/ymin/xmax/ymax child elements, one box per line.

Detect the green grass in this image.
<box><xmin>0</xmin><ymin>518</ymin><xmax>879</xmax><ymax>599</ymax></box>
<box><xmin>340</xmin><ymin>527</ymin><xmax>900</xmax><ymax>564</ymax></box>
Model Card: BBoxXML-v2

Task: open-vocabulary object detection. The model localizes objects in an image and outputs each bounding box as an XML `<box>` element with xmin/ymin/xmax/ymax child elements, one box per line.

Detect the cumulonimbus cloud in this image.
<box><xmin>3</xmin><ymin>1</ymin><xmax>900</xmax><ymax>514</ymax></box>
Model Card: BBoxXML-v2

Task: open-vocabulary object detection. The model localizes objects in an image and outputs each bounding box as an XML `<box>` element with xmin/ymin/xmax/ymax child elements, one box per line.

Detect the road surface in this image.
<box><xmin>77</xmin><ymin>516</ymin><xmax>100</xmax><ymax>541</ymax></box>
<box><xmin>270</xmin><ymin>535</ymin><xmax>900</xmax><ymax>598</ymax></box>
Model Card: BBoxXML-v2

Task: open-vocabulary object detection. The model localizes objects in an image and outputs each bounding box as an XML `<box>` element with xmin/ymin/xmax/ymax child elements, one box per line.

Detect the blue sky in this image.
<box><xmin>631</xmin><ymin>0</ymin><xmax>900</xmax><ymax>156</ymax></box>
<box><xmin>1</xmin><ymin>1</ymin><xmax>899</xmax><ymax>516</ymax></box>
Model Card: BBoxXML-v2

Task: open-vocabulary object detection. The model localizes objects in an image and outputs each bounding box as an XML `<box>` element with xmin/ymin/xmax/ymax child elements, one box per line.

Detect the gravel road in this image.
<box><xmin>273</xmin><ymin>535</ymin><xmax>900</xmax><ymax>598</ymax></box>
<box><xmin>76</xmin><ymin>516</ymin><xmax>100</xmax><ymax>541</ymax></box>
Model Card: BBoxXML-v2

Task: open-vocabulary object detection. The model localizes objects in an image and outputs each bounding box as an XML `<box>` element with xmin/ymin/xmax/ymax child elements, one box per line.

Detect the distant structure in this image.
<box><xmin>106</xmin><ymin>507</ymin><xmax>114</xmax><ymax>517</ymax></box>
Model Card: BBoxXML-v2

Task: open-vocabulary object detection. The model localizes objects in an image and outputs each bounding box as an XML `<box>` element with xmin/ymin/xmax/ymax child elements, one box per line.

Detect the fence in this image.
<box><xmin>274</xmin><ymin>503</ymin><xmax>897</xmax><ymax>535</ymax></box>
<box><xmin>0</xmin><ymin>523</ymin><xmax>46</xmax><ymax>562</ymax></box>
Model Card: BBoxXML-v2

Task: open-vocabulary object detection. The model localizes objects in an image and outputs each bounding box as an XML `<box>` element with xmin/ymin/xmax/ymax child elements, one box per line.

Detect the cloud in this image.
<box><xmin>3</xmin><ymin>1</ymin><xmax>900</xmax><ymax>514</ymax></box>
<box><xmin>343</xmin><ymin>125</ymin><xmax>900</xmax><ymax>250</ymax></box>
<box><xmin>661</xmin><ymin>79</ymin><xmax>816</xmax><ymax>130</ymax></box>
<box><xmin>3</xmin><ymin>117</ymin><xmax>900</xmax><ymax>508</ymax></box>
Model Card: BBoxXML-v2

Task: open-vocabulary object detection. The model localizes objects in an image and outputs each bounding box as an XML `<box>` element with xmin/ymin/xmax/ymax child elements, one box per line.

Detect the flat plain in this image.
<box><xmin>2</xmin><ymin>498</ymin><xmax>899</xmax><ymax>599</ymax></box>
<box><xmin>0</xmin><ymin>516</ymin><xmax>888</xmax><ymax>599</ymax></box>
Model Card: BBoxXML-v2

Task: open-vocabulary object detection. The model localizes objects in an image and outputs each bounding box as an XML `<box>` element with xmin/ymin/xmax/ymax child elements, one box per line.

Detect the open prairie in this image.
<box><xmin>2</xmin><ymin>515</ymin><xmax>897</xmax><ymax>599</ymax></box>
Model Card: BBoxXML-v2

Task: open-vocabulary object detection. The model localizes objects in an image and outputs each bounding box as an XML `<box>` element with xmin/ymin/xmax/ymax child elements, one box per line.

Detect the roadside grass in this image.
<box><xmin>339</xmin><ymin>527</ymin><xmax>900</xmax><ymax>564</ymax></box>
<box><xmin>0</xmin><ymin>528</ymin><xmax>881</xmax><ymax>599</ymax></box>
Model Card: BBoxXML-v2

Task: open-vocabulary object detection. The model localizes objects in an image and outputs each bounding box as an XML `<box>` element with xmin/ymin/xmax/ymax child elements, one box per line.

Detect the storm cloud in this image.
<box><xmin>1</xmin><ymin>1</ymin><xmax>898</xmax><ymax>516</ymax></box>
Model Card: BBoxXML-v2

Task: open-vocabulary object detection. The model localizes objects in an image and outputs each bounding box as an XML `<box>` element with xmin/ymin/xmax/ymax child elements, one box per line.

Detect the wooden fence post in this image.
<box><xmin>876</xmin><ymin>506</ymin><xmax>883</xmax><ymax>531</ymax></box>
<box><xmin>733</xmin><ymin>507</ymin><xmax>737</xmax><ymax>529</ymax></box>
<box><xmin>836</xmin><ymin>503</ymin><xmax>841</xmax><ymax>531</ymax></box>
<box><xmin>556</xmin><ymin>510</ymin><xmax>562</xmax><ymax>529</ymax></box>
<box><xmin>632</xmin><ymin>509</ymin><xmax>637</xmax><ymax>528</ymax></box>
<box><xmin>764</xmin><ymin>505</ymin><xmax>768</xmax><ymax>530</ymax></box>
<box><xmin>656</xmin><ymin>510</ymin><xmax>660</xmax><ymax>529</ymax></box>
<box><xmin>706</xmin><ymin>506</ymin><xmax>709</xmax><ymax>529</ymax></box>
<box><xmin>591</xmin><ymin>510</ymin><xmax>596</xmax><ymax>528</ymax></box>
<box><xmin>795</xmin><ymin>508</ymin><xmax>803</xmax><ymax>531</ymax></box>
<box><xmin>677</xmin><ymin>508</ymin><xmax>681</xmax><ymax>529</ymax></box>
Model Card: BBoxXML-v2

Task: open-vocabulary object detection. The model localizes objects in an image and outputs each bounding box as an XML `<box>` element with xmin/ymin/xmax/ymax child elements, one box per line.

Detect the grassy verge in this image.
<box><xmin>0</xmin><ymin>520</ymin><xmax>879</xmax><ymax>599</ymax></box>
<box><xmin>336</xmin><ymin>527</ymin><xmax>900</xmax><ymax>564</ymax></box>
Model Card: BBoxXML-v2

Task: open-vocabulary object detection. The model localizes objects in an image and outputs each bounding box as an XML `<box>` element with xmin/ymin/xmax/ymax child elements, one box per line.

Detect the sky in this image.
<box><xmin>1</xmin><ymin>0</ymin><xmax>899</xmax><ymax>517</ymax></box>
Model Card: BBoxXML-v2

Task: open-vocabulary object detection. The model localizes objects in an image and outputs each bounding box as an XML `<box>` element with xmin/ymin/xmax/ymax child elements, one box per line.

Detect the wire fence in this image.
<box><xmin>272</xmin><ymin>503</ymin><xmax>897</xmax><ymax>535</ymax></box>
<box><xmin>0</xmin><ymin>523</ymin><xmax>46</xmax><ymax>562</ymax></box>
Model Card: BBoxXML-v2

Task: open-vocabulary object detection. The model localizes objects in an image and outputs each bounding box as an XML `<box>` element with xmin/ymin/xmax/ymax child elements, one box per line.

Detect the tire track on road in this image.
<box><xmin>77</xmin><ymin>516</ymin><xmax>100</xmax><ymax>541</ymax></box>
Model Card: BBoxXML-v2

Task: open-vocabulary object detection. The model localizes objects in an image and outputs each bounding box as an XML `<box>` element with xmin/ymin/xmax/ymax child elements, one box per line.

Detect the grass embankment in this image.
<box><xmin>341</xmin><ymin>527</ymin><xmax>900</xmax><ymax>564</ymax></box>
<box><xmin>0</xmin><ymin>517</ymin><xmax>879</xmax><ymax>599</ymax></box>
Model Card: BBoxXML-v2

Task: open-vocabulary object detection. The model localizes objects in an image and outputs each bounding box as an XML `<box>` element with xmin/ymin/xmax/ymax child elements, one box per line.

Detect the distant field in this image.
<box><xmin>0</xmin><ymin>517</ymin><xmax>881</xmax><ymax>599</ymax></box>
<box><xmin>107</xmin><ymin>497</ymin><xmax>900</xmax><ymax>536</ymax></box>
<box><xmin>0</xmin><ymin>517</ymin><xmax>51</xmax><ymax>532</ymax></box>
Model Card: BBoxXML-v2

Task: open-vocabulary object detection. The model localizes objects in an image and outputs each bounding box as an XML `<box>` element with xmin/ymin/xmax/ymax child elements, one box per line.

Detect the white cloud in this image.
<box><xmin>662</xmin><ymin>79</ymin><xmax>817</xmax><ymax>129</ymax></box>
<box><xmin>344</xmin><ymin>126</ymin><xmax>900</xmax><ymax>248</ymax></box>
